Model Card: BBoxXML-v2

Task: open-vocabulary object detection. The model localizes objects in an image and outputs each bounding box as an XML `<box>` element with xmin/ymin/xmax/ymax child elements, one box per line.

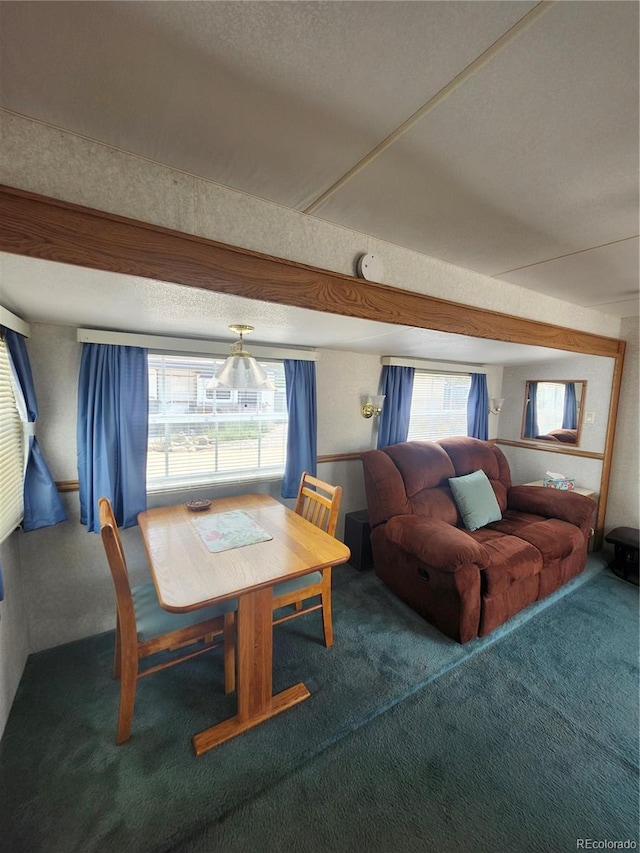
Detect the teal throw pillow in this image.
<box><xmin>448</xmin><ymin>469</ymin><xmax>502</xmax><ymax>531</ymax></box>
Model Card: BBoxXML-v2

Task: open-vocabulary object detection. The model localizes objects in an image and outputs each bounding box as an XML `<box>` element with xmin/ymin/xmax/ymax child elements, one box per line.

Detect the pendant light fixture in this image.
<box><xmin>206</xmin><ymin>325</ymin><xmax>276</xmax><ymax>390</ymax></box>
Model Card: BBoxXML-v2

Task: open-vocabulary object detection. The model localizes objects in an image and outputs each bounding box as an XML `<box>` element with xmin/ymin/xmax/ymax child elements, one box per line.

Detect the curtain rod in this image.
<box><xmin>381</xmin><ymin>355</ymin><xmax>487</xmax><ymax>374</ymax></box>
<box><xmin>0</xmin><ymin>305</ymin><xmax>31</xmax><ymax>337</ymax></box>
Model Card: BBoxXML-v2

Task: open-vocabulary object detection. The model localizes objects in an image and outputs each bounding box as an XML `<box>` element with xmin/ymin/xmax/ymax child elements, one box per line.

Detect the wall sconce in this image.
<box><xmin>361</xmin><ymin>394</ymin><xmax>385</xmax><ymax>419</ymax></box>
<box><xmin>489</xmin><ymin>398</ymin><xmax>505</xmax><ymax>415</ymax></box>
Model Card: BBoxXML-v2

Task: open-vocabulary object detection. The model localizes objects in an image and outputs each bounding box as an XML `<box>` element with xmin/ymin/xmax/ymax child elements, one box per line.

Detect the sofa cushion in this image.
<box><xmin>439</xmin><ymin>436</ymin><xmax>500</xmax><ymax>479</ymax></box>
<box><xmin>361</xmin><ymin>448</ymin><xmax>412</xmax><ymax>527</ymax></box>
<box><xmin>410</xmin><ymin>486</ymin><xmax>459</xmax><ymax>525</ymax></box>
<box><xmin>504</xmin><ymin>519</ymin><xmax>585</xmax><ymax>561</ymax></box>
<box><xmin>489</xmin><ymin>509</ymin><xmax>547</xmax><ymax>535</ymax></box>
<box><xmin>385</xmin><ymin>441</ymin><xmax>455</xmax><ymax>495</ymax></box>
<box><xmin>449</xmin><ymin>470</ymin><xmax>502</xmax><ymax>531</ymax></box>
<box><xmin>468</xmin><ymin>535</ymin><xmax>542</xmax><ymax>596</ymax></box>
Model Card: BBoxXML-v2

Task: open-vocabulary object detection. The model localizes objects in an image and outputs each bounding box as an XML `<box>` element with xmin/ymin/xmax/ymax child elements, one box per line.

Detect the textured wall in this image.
<box><xmin>605</xmin><ymin>318</ymin><xmax>639</xmax><ymax>533</ymax></box>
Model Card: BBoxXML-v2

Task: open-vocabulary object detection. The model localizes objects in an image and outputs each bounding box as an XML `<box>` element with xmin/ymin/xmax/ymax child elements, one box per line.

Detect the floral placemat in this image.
<box><xmin>190</xmin><ymin>509</ymin><xmax>273</xmax><ymax>553</ymax></box>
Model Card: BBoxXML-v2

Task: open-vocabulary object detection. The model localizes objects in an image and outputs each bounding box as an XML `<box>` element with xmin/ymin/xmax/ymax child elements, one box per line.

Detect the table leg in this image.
<box><xmin>192</xmin><ymin>586</ymin><xmax>310</xmax><ymax>756</ymax></box>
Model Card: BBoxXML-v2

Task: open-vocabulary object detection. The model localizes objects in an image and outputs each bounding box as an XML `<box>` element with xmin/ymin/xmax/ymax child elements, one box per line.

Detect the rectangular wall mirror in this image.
<box><xmin>521</xmin><ymin>380</ymin><xmax>587</xmax><ymax>446</ymax></box>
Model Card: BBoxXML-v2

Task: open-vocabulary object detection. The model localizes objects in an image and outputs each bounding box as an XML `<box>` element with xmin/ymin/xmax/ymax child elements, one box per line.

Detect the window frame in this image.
<box><xmin>406</xmin><ymin>369</ymin><xmax>472</xmax><ymax>442</ymax></box>
<box><xmin>146</xmin><ymin>350</ymin><xmax>289</xmax><ymax>493</ymax></box>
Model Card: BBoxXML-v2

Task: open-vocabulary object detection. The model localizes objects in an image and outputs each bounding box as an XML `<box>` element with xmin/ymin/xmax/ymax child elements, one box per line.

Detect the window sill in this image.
<box><xmin>146</xmin><ymin>470</ymin><xmax>284</xmax><ymax>496</ymax></box>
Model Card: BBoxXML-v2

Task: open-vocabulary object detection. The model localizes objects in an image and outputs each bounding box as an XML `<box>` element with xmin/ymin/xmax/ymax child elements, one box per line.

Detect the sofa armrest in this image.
<box><xmin>385</xmin><ymin>515</ymin><xmax>488</xmax><ymax>572</ymax></box>
<box><xmin>507</xmin><ymin>485</ymin><xmax>595</xmax><ymax>527</ymax></box>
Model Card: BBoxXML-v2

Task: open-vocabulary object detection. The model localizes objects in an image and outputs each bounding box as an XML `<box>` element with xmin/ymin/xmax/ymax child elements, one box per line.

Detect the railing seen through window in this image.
<box><xmin>147</xmin><ymin>353</ymin><xmax>288</xmax><ymax>490</ymax></box>
<box><xmin>407</xmin><ymin>371</ymin><xmax>471</xmax><ymax>441</ymax></box>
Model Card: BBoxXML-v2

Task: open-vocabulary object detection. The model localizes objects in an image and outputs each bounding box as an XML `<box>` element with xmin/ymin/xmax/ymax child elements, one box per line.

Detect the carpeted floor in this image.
<box><xmin>1</xmin><ymin>555</ymin><xmax>638</xmax><ymax>852</ymax></box>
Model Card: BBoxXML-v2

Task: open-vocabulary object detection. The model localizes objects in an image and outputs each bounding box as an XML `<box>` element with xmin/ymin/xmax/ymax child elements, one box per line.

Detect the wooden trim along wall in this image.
<box><xmin>494</xmin><ymin>439</ymin><xmax>604</xmax><ymax>461</ymax></box>
<box><xmin>317</xmin><ymin>452</ymin><xmax>364</xmax><ymax>464</ymax></box>
<box><xmin>55</xmin><ymin>480</ymin><xmax>81</xmax><ymax>493</ymax></box>
<box><xmin>1</xmin><ymin>185</ymin><xmax>625</xmax><ymax>547</ymax></box>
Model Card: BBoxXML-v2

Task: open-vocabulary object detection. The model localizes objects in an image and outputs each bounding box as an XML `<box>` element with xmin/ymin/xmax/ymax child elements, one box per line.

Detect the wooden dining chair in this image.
<box><xmin>271</xmin><ymin>473</ymin><xmax>343</xmax><ymax>647</ymax></box>
<box><xmin>98</xmin><ymin>497</ymin><xmax>236</xmax><ymax>744</ymax></box>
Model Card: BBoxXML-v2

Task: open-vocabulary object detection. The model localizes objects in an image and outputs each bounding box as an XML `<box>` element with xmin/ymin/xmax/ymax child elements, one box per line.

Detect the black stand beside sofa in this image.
<box><xmin>605</xmin><ymin>527</ymin><xmax>639</xmax><ymax>586</ymax></box>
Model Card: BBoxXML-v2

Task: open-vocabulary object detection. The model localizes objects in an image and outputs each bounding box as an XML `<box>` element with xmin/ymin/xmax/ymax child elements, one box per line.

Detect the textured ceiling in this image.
<box><xmin>0</xmin><ymin>0</ymin><xmax>638</xmax><ymax>342</ymax></box>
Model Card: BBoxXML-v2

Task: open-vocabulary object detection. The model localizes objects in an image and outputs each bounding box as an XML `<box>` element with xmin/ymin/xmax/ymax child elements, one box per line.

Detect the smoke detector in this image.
<box><xmin>356</xmin><ymin>253</ymin><xmax>384</xmax><ymax>282</ymax></box>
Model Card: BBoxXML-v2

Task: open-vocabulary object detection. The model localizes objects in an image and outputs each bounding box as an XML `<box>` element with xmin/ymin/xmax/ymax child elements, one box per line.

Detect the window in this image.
<box><xmin>407</xmin><ymin>371</ymin><xmax>471</xmax><ymax>441</ymax></box>
<box><xmin>147</xmin><ymin>353</ymin><xmax>288</xmax><ymax>491</ymax></box>
<box><xmin>534</xmin><ymin>381</ymin><xmax>567</xmax><ymax>436</ymax></box>
<box><xmin>0</xmin><ymin>334</ymin><xmax>24</xmax><ymax>542</ymax></box>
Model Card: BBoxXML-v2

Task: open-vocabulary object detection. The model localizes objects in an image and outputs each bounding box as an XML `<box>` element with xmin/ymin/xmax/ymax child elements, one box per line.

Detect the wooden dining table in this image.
<box><xmin>138</xmin><ymin>493</ymin><xmax>351</xmax><ymax>756</ymax></box>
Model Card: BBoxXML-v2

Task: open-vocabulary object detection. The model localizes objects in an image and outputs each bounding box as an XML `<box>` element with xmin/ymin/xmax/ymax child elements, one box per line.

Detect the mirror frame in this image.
<box><xmin>0</xmin><ymin>184</ymin><xmax>626</xmax><ymax>548</ymax></box>
<box><xmin>521</xmin><ymin>379</ymin><xmax>587</xmax><ymax>447</ymax></box>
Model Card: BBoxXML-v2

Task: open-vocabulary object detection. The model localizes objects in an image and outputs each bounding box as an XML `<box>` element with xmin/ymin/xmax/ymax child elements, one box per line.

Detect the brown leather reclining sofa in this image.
<box><xmin>361</xmin><ymin>437</ymin><xmax>595</xmax><ymax>643</ymax></box>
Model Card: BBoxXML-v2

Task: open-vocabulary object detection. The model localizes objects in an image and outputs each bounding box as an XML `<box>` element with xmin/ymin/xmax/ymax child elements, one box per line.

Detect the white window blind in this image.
<box><xmin>147</xmin><ymin>353</ymin><xmax>288</xmax><ymax>491</ymax></box>
<box><xmin>407</xmin><ymin>371</ymin><xmax>471</xmax><ymax>442</ymax></box>
<box><xmin>0</xmin><ymin>335</ymin><xmax>24</xmax><ymax>542</ymax></box>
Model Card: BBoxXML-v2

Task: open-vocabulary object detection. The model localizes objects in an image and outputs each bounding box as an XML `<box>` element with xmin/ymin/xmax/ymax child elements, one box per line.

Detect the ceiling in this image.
<box><xmin>0</xmin><ymin>1</ymin><xmax>638</xmax><ymax>361</ymax></box>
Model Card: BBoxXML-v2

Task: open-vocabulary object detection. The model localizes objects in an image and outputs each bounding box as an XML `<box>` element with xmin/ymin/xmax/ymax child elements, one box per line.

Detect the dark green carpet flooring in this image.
<box><xmin>1</xmin><ymin>556</ymin><xmax>638</xmax><ymax>852</ymax></box>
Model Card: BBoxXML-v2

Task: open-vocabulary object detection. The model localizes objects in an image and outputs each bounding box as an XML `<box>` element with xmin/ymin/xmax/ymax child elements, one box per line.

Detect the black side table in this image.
<box><xmin>344</xmin><ymin>510</ymin><xmax>374</xmax><ymax>571</ymax></box>
<box><xmin>605</xmin><ymin>527</ymin><xmax>639</xmax><ymax>586</ymax></box>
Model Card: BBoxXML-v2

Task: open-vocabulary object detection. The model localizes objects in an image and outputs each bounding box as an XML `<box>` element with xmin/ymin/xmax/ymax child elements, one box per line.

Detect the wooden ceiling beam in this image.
<box><xmin>0</xmin><ymin>184</ymin><xmax>624</xmax><ymax>359</ymax></box>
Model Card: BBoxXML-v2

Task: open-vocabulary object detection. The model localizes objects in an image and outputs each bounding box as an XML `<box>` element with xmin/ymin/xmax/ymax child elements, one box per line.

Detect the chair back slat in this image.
<box><xmin>295</xmin><ymin>473</ymin><xmax>342</xmax><ymax>536</ymax></box>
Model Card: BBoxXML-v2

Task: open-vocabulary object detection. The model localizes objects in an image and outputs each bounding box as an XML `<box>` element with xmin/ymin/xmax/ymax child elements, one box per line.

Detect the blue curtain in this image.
<box><xmin>282</xmin><ymin>359</ymin><xmax>317</xmax><ymax>499</ymax></box>
<box><xmin>77</xmin><ymin>344</ymin><xmax>149</xmax><ymax>533</ymax></box>
<box><xmin>467</xmin><ymin>373</ymin><xmax>489</xmax><ymax>440</ymax></box>
<box><xmin>377</xmin><ymin>366</ymin><xmax>414</xmax><ymax>449</ymax></box>
<box><xmin>4</xmin><ymin>328</ymin><xmax>67</xmax><ymax>533</ymax></box>
<box><xmin>562</xmin><ymin>382</ymin><xmax>578</xmax><ymax>429</ymax></box>
<box><xmin>524</xmin><ymin>381</ymin><xmax>539</xmax><ymax>438</ymax></box>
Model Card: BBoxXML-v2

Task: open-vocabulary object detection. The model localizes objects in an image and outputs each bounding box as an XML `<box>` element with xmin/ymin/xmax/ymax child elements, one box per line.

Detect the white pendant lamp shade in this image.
<box><xmin>211</xmin><ymin>354</ymin><xmax>275</xmax><ymax>390</ymax></box>
<box><xmin>207</xmin><ymin>325</ymin><xmax>276</xmax><ymax>391</ymax></box>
